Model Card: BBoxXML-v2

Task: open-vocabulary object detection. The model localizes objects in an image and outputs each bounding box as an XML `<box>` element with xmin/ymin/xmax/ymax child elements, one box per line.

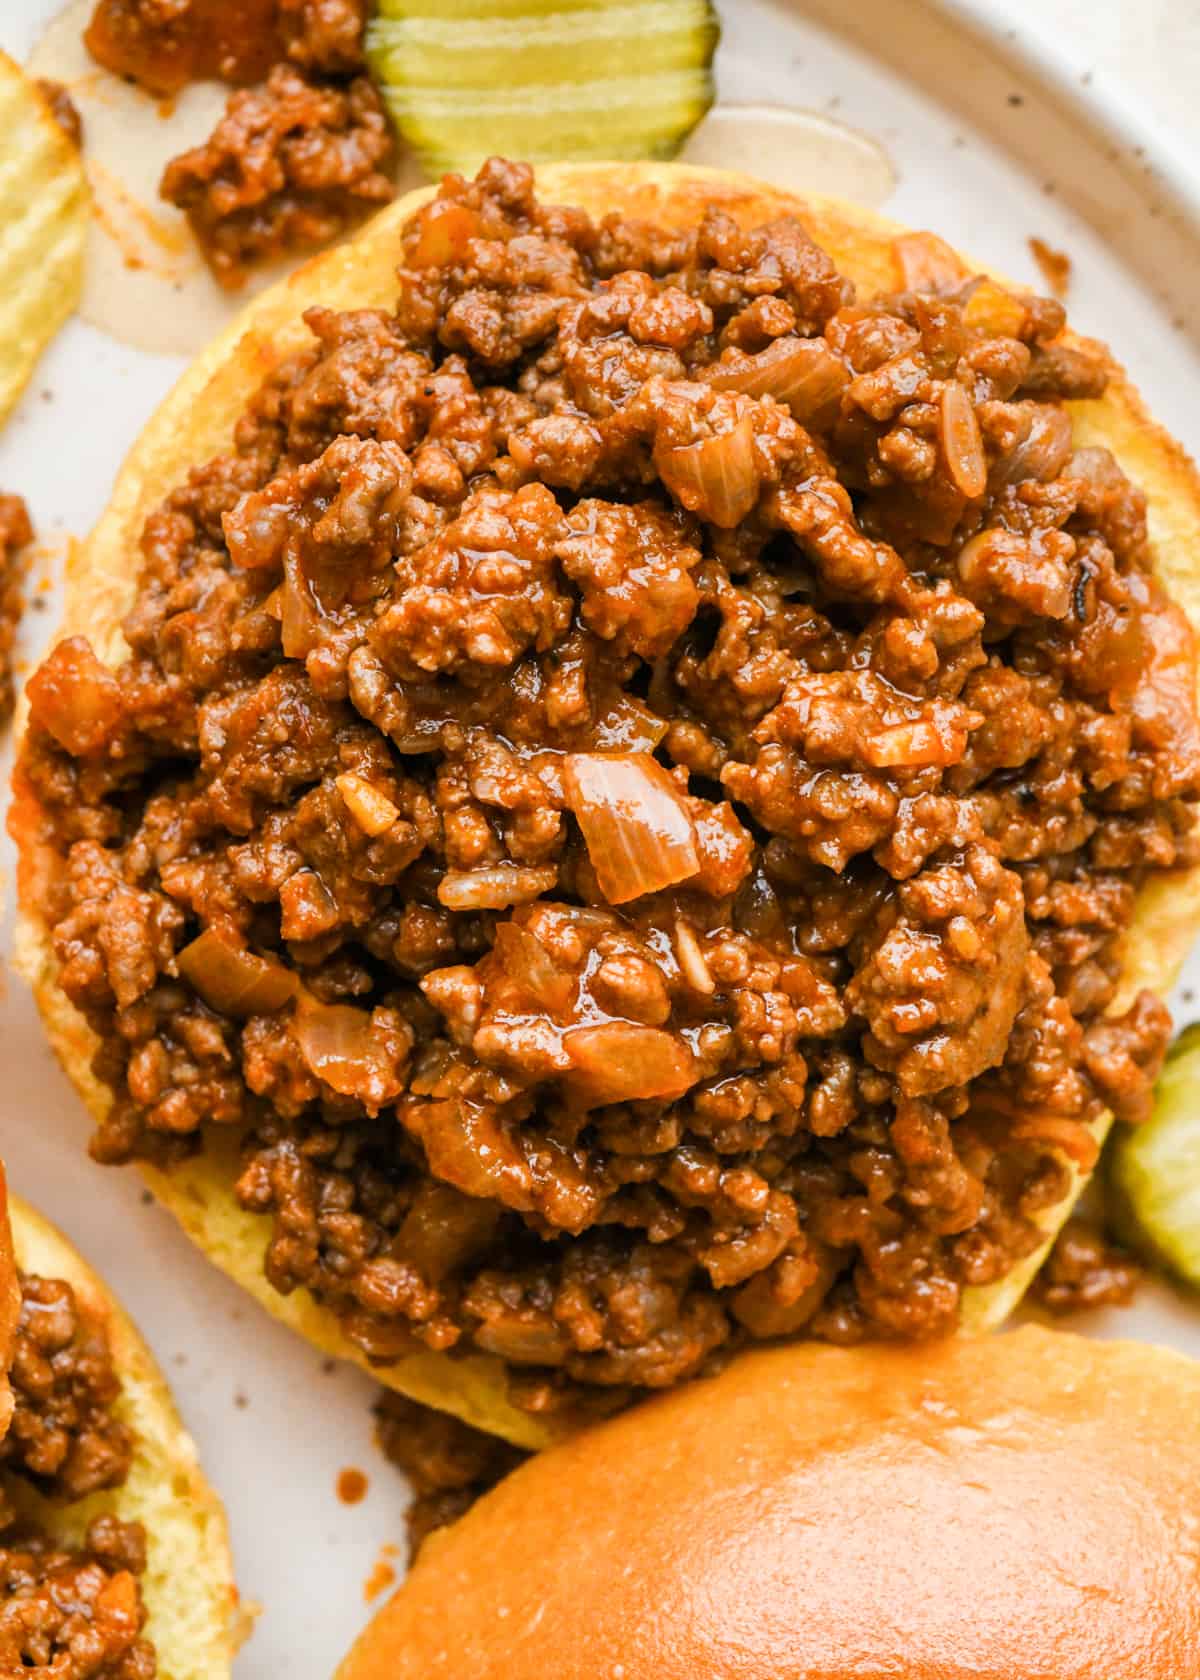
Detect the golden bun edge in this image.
<box><xmin>335</xmin><ymin>1326</ymin><xmax>1200</xmax><ymax>1680</ymax></box>
<box><xmin>4</xmin><ymin>1192</ymin><xmax>244</xmax><ymax>1678</ymax></box>
<box><xmin>13</xmin><ymin>162</ymin><xmax>1200</xmax><ymax>1448</ymax></box>
<box><xmin>0</xmin><ymin>1165</ymin><xmax>19</xmax><ymax>1443</ymax></box>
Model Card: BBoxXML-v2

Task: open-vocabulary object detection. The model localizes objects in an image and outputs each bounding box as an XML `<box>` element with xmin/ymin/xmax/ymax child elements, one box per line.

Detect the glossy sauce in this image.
<box><xmin>84</xmin><ymin>0</ymin><xmax>281</xmax><ymax>95</ymax></box>
<box><xmin>363</xmin><ymin>1542</ymin><xmax>399</xmax><ymax>1603</ymax></box>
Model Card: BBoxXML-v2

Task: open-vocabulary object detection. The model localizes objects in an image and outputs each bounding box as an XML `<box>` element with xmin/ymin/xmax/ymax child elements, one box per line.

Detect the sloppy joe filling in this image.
<box><xmin>85</xmin><ymin>0</ymin><xmax>391</xmax><ymax>289</ymax></box>
<box><xmin>1</xmin><ymin>1274</ymin><xmax>154</xmax><ymax>1678</ymax></box>
<box><xmin>377</xmin><ymin>1392</ymin><xmax>525</xmax><ymax>1561</ymax></box>
<box><xmin>14</xmin><ymin>159</ymin><xmax>1200</xmax><ymax>1416</ymax></box>
<box><xmin>84</xmin><ymin>0</ymin><xmax>368</xmax><ymax>96</ymax></box>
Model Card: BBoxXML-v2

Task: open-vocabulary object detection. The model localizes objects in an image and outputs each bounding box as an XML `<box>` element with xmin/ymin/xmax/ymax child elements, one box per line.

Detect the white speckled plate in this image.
<box><xmin>1</xmin><ymin>3</ymin><xmax>1198</xmax><ymax>1672</ymax></box>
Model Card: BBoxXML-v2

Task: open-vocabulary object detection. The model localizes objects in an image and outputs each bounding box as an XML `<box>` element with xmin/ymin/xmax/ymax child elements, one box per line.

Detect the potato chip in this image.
<box><xmin>0</xmin><ymin>52</ymin><xmax>88</xmax><ymax>427</ymax></box>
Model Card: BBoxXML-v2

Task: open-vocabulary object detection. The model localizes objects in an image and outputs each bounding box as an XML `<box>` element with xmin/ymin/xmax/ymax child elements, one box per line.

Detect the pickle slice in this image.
<box><xmin>1110</xmin><ymin>1024</ymin><xmax>1200</xmax><ymax>1288</ymax></box>
<box><xmin>366</xmin><ymin>0</ymin><xmax>719</xmax><ymax>178</ymax></box>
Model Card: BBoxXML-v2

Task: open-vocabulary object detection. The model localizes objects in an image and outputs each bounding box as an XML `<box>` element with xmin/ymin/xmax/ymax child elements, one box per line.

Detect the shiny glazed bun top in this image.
<box><xmin>338</xmin><ymin>1324</ymin><xmax>1200</xmax><ymax>1680</ymax></box>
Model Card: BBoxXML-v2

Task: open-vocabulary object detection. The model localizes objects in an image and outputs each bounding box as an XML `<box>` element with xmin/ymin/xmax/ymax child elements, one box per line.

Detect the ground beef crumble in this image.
<box><xmin>376</xmin><ymin>1392</ymin><xmax>524</xmax><ymax>1561</ymax></box>
<box><xmin>14</xmin><ymin>159</ymin><xmax>1200</xmax><ymax>1421</ymax></box>
<box><xmin>160</xmin><ymin>65</ymin><xmax>394</xmax><ymax>289</ymax></box>
<box><xmin>1</xmin><ymin>1274</ymin><xmax>154</xmax><ymax>1678</ymax></box>
<box><xmin>0</xmin><ymin>493</ymin><xmax>33</xmax><ymax>728</ymax></box>
<box><xmin>1030</xmin><ymin>1215</ymin><xmax>1141</xmax><ymax>1313</ymax></box>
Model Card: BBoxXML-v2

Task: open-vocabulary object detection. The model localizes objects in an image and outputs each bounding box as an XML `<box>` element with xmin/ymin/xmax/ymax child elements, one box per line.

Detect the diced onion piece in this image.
<box><xmin>962</xmin><ymin>278</ymin><xmax>1027</xmax><ymax>337</ymax></box>
<box><xmin>590</xmin><ymin>694</ymin><xmax>670</xmax><ymax>753</ymax></box>
<box><xmin>292</xmin><ymin>995</ymin><xmax>395</xmax><ymax>1099</ymax></box>
<box><xmin>438</xmin><ymin>864</ymin><xmax>559</xmax><ymax>911</ymax></box>
<box><xmin>1009</xmin><ymin>1112</ymin><xmax>1101</xmax><ymax>1172</ymax></box>
<box><xmin>409</xmin><ymin>199</ymin><xmax>482</xmax><ymax>268</ymax></box>
<box><xmin>563</xmin><ymin>753</ymin><xmax>700</xmax><ymax>905</ymax></box>
<box><xmin>26</xmin><ymin>636</ymin><xmax>123</xmax><ymax>757</ymax></box>
<box><xmin>409</xmin><ymin>1098</ymin><xmax>535</xmax><ymax>1211</ymax></box>
<box><xmin>659</xmin><ymin>414</ymin><xmax>759</xmax><ymax>528</ymax></box>
<box><xmin>489</xmin><ymin>921</ymin><xmax>574</xmax><ymax>1016</ymax></box>
<box><xmin>177</xmin><ymin>928</ymin><xmax>297</xmax><ymax>1017</ymax></box>
<box><xmin>564</xmin><ymin>1023</ymin><xmax>697</xmax><ymax>1108</ymax></box>
<box><xmin>863</xmin><ymin>710</ymin><xmax>980</xmax><ymax>770</ymax></box>
<box><xmin>674</xmin><ymin>919</ymin><xmax>714</xmax><ymax>994</ymax></box>
<box><xmin>701</xmin><ymin>337</ymin><xmax>849</xmax><ymax>425</ymax></box>
<box><xmin>939</xmin><ymin>382</ymin><xmax>987</xmax><ymax>499</ymax></box>
<box><xmin>337</xmin><ymin>771</ymin><xmax>399</xmax><ymax>837</ymax></box>
<box><xmin>223</xmin><ymin>492</ymin><xmax>291</xmax><ymax>569</ymax></box>
<box><xmin>892</xmin><ymin>231</ymin><xmax>968</xmax><ymax>293</ymax></box>
<box><xmin>281</xmin><ymin>546</ymin><xmax>321</xmax><ymax>659</ymax></box>
<box><xmin>991</xmin><ymin>404</ymin><xmax>1074</xmax><ymax>487</ymax></box>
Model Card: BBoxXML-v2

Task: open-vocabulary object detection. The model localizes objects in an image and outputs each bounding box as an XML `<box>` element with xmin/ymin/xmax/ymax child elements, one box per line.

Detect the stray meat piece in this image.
<box><xmin>1029</xmin><ymin>235</ymin><xmax>1071</xmax><ymax>298</ymax></box>
<box><xmin>376</xmin><ymin>1394</ymin><xmax>526</xmax><ymax>1561</ymax></box>
<box><xmin>85</xmin><ymin>0</ymin><xmax>368</xmax><ymax>93</ymax></box>
<box><xmin>1031</xmin><ymin>1218</ymin><xmax>1141</xmax><ymax>1314</ymax></box>
<box><xmin>85</xmin><ymin>0</ymin><xmax>284</xmax><ymax>93</ymax></box>
<box><xmin>159</xmin><ymin>65</ymin><xmax>394</xmax><ymax>288</ymax></box>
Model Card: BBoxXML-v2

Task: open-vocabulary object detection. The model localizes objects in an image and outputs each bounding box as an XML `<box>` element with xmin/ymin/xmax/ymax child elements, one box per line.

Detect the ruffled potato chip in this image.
<box><xmin>0</xmin><ymin>52</ymin><xmax>87</xmax><ymax>428</ymax></box>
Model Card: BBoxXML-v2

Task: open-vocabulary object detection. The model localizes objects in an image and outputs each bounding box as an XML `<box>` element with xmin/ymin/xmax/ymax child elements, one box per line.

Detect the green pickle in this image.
<box><xmin>1110</xmin><ymin>1023</ymin><xmax>1200</xmax><ymax>1289</ymax></box>
<box><xmin>366</xmin><ymin>0</ymin><xmax>719</xmax><ymax>178</ymax></box>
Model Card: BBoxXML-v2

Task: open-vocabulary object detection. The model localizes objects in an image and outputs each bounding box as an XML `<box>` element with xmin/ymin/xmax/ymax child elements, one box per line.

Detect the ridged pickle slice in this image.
<box><xmin>1110</xmin><ymin>1024</ymin><xmax>1200</xmax><ymax>1289</ymax></box>
<box><xmin>366</xmin><ymin>0</ymin><xmax>719</xmax><ymax>178</ymax></box>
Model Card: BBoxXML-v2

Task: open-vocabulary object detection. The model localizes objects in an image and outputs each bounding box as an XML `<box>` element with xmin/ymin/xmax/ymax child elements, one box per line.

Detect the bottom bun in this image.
<box><xmin>3</xmin><ymin>1192</ymin><xmax>244</xmax><ymax>1678</ymax></box>
<box><xmin>339</xmin><ymin>1324</ymin><xmax>1200</xmax><ymax>1680</ymax></box>
<box><xmin>0</xmin><ymin>1169</ymin><xmax>17</xmax><ymax>1442</ymax></box>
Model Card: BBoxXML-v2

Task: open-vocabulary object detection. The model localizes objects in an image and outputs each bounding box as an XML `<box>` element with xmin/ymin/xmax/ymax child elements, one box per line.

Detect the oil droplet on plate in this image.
<box><xmin>363</xmin><ymin>1542</ymin><xmax>399</xmax><ymax>1603</ymax></box>
<box><xmin>337</xmin><ymin>1466</ymin><xmax>369</xmax><ymax>1505</ymax></box>
<box><xmin>681</xmin><ymin>105</ymin><xmax>896</xmax><ymax>209</ymax></box>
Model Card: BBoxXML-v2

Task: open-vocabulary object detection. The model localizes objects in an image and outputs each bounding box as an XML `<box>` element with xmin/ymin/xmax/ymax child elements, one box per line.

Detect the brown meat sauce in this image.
<box><xmin>86</xmin><ymin>0</ymin><xmax>388</xmax><ymax>289</ymax></box>
<box><xmin>14</xmin><ymin>161</ymin><xmax>1200</xmax><ymax>1418</ymax></box>
<box><xmin>1030</xmin><ymin>1215</ymin><xmax>1141</xmax><ymax>1313</ymax></box>
<box><xmin>159</xmin><ymin>65</ymin><xmax>394</xmax><ymax>289</ymax></box>
<box><xmin>376</xmin><ymin>1392</ymin><xmax>524</xmax><ymax>1561</ymax></box>
<box><xmin>85</xmin><ymin>0</ymin><xmax>367</xmax><ymax>95</ymax></box>
<box><xmin>1</xmin><ymin>1274</ymin><xmax>154</xmax><ymax>1678</ymax></box>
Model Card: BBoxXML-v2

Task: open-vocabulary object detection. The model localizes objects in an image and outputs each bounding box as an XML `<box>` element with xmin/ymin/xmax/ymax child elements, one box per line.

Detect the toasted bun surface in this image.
<box><xmin>338</xmin><ymin>1325</ymin><xmax>1200</xmax><ymax>1680</ymax></box>
<box><xmin>13</xmin><ymin>163</ymin><xmax>1200</xmax><ymax>1449</ymax></box>
<box><xmin>3</xmin><ymin>1192</ymin><xmax>243</xmax><ymax>1678</ymax></box>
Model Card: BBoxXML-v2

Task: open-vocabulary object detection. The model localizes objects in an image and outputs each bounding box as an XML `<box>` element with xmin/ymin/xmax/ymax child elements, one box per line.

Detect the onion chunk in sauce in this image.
<box><xmin>292</xmin><ymin>994</ymin><xmax>409</xmax><ymax>1109</ymax></box>
<box><xmin>564</xmin><ymin>1022</ymin><xmax>697</xmax><ymax>1108</ymax></box>
<box><xmin>563</xmin><ymin>753</ymin><xmax>700</xmax><ymax>904</ymax></box>
<box><xmin>658</xmin><ymin>414</ymin><xmax>759</xmax><ymax>529</ymax></box>
<box><xmin>892</xmin><ymin>230</ymin><xmax>968</xmax><ymax>293</ymax></box>
<box><xmin>177</xmin><ymin>928</ymin><xmax>297</xmax><ymax>1016</ymax></box>
<box><xmin>940</xmin><ymin>382</ymin><xmax>988</xmax><ymax>499</ymax></box>
<box><xmin>701</xmin><ymin>337</ymin><xmax>849</xmax><ymax>426</ymax></box>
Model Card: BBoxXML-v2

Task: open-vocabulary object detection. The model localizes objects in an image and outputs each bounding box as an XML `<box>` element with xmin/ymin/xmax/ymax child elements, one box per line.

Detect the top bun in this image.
<box><xmin>338</xmin><ymin>1324</ymin><xmax>1200</xmax><ymax>1680</ymax></box>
